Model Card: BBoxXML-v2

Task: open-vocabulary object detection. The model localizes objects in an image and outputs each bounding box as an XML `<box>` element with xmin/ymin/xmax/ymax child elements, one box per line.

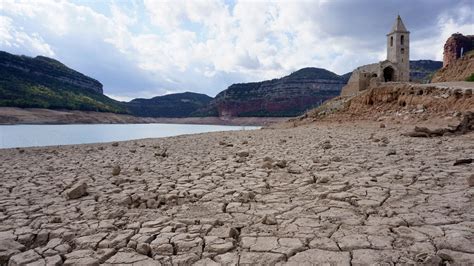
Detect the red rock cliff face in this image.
<box><xmin>201</xmin><ymin>68</ymin><xmax>347</xmax><ymax>117</ymax></box>
<box><xmin>432</xmin><ymin>53</ymin><xmax>474</xmax><ymax>82</ymax></box>
<box><xmin>443</xmin><ymin>33</ymin><xmax>474</xmax><ymax>67</ymax></box>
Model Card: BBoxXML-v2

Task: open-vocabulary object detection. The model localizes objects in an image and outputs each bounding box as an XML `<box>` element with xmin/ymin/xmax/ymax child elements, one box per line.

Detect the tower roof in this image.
<box><xmin>389</xmin><ymin>15</ymin><xmax>409</xmax><ymax>33</ymax></box>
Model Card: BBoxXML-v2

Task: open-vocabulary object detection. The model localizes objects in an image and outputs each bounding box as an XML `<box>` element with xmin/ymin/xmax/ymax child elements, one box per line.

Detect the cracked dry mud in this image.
<box><xmin>1</xmin><ymin>122</ymin><xmax>473</xmax><ymax>265</ymax></box>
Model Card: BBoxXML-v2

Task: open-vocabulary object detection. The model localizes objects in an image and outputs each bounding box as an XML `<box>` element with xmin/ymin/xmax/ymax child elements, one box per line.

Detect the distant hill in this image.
<box><xmin>197</xmin><ymin>67</ymin><xmax>346</xmax><ymax>117</ymax></box>
<box><xmin>127</xmin><ymin>92</ymin><xmax>213</xmax><ymax>117</ymax></box>
<box><xmin>0</xmin><ymin>51</ymin><xmax>125</xmax><ymax>113</ymax></box>
<box><xmin>410</xmin><ymin>60</ymin><xmax>443</xmax><ymax>83</ymax></box>
<box><xmin>0</xmin><ymin>51</ymin><xmax>213</xmax><ymax>117</ymax></box>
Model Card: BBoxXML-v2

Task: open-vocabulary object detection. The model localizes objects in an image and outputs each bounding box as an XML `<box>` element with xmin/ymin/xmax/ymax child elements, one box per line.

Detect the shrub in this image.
<box><xmin>466</xmin><ymin>73</ymin><xmax>474</xmax><ymax>82</ymax></box>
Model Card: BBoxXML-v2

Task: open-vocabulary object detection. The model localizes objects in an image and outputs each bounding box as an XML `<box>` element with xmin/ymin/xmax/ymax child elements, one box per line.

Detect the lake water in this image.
<box><xmin>0</xmin><ymin>124</ymin><xmax>260</xmax><ymax>149</ymax></box>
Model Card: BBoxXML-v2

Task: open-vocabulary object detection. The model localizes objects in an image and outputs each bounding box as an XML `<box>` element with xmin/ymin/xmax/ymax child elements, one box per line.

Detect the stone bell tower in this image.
<box><xmin>386</xmin><ymin>15</ymin><xmax>410</xmax><ymax>81</ymax></box>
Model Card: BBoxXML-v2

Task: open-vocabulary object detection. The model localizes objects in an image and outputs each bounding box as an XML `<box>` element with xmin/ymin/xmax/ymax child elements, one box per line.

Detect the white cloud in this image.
<box><xmin>0</xmin><ymin>15</ymin><xmax>55</xmax><ymax>56</ymax></box>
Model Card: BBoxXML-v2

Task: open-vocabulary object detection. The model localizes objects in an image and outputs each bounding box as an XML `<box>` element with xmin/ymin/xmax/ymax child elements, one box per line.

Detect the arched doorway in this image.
<box><xmin>383</xmin><ymin>66</ymin><xmax>395</xmax><ymax>82</ymax></box>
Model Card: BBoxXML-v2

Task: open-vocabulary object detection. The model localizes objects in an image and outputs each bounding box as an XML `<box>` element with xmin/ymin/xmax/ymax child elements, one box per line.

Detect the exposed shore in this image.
<box><xmin>0</xmin><ymin>107</ymin><xmax>288</xmax><ymax>126</ymax></box>
<box><xmin>1</xmin><ymin>117</ymin><xmax>473</xmax><ymax>265</ymax></box>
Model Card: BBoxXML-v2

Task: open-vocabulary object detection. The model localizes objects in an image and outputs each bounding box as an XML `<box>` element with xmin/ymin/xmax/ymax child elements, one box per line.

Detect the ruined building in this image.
<box><xmin>341</xmin><ymin>16</ymin><xmax>410</xmax><ymax>96</ymax></box>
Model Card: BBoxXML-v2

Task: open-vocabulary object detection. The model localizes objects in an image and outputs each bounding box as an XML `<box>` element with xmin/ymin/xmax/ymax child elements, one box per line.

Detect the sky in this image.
<box><xmin>0</xmin><ymin>0</ymin><xmax>473</xmax><ymax>101</ymax></box>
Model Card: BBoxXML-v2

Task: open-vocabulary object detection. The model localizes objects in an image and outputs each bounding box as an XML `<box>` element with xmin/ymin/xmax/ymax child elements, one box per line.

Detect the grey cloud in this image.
<box><xmin>316</xmin><ymin>0</ymin><xmax>471</xmax><ymax>48</ymax></box>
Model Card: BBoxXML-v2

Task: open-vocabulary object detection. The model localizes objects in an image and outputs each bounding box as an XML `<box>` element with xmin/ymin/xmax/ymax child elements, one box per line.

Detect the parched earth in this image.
<box><xmin>0</xmin><ymin>121</ymin><xmax>473</xmax><ymax>265</ymax></box>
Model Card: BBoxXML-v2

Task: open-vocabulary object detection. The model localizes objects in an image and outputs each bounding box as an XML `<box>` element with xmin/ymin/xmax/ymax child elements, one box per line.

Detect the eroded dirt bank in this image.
<box><xmin>1</xmin><ymin>120</ymin><xmax>473</xmax><ymax>265</ymax></box>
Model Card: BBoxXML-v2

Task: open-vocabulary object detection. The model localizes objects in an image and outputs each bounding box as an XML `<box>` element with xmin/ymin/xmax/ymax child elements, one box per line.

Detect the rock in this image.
<box><xmin>318</xmin><ymin>176</ymin><xmax>330</xmax><ymax>183</ymax></box>
<box><xmin>55</xmin><ymin>243</ymin><xmax>71</xmax><ymax>255</ymax></box>
<box><xmin>111</xmin><ymin>165</ymin><xmax>121</xmax><ymax>176</ymax></box>
<box><xmin>320</xmin><ymin>140</ymin><xmax>332</xmax><ymax>149</ymax></box>
<box><xmin>74</xmin><ymin>233</ymin><xmax>108</xmax><ymax>249</ymax></box>
<box><xmin>118</xmin><ymin>196</ymin><xmax>132</xmax><ymax>206</ymax></box>
<box><xmin>380</xmin><ymin>123</ymin><xmax>386</xmax><ymax>128</ymax></box>
<box><xmin>239</xmin><ymin>252</ymin><xmax>285</xmax><ymax>265</ymax></box>
<box><xmin>415</xmin><ymin>253</ymin><xmax>442</xmax><ymax>265</ymax></box>
<box><xmin>150</xmin><ymin>243</ymin><xmax>173</xmax><ymax>257</ymax></box>
<box><xmin>437</xmin><ymin>249</ymin><xmax>474</xmax><ymax>265</ymax></box>
<box><xmin>155</xmin><ymin>149</ymin><xmax>168</xmax><ymax>158</ymax></box>
<box><xmin>263</xmin><ymin>156</ymin><xmax>273</xmax><ymax>162</ymax></box>
<box><xmin>453</xmin><ymin>158</ymin><xmax>472</xmax><ymax>166</ymax></box>
<box><xmin>171</xmin><ymin>253</ymin><xmax>200</xmax><ymax>266</ymax></box>
<box><xmin>136</xmin><ymin>243</ymin><xmax>150</xmax><ymax>255</ymax></box>
<box><xmin>275</xmin><ymin>160</ymin><xmax>287</xmax><ymax>168</ymax></box>
<box><xmin>204</xmin><ymin>236</ymin><xmax>234</xmax><ymax>254</ymax></box>
<box><xmin>104</xmin><ymin>251</ymin><xmax>155</xmax><ymax>264</ymax></box>
<box><xmin>45</xmin><ymin>255</ymin><xmax>63</xmax><ymax>266</ymax></box>
<box><xmin>236</xmin><ymin>150</ymin><xmax>249</xmax><ymax>157</ymax></box>
<box><xmin>8</xmin><ymin>250</ymin><xmax>42</xmax><ymax>266</ymax></box>
<box><xmin>262</xmin><ymin>161</ymin><xmax>273</xmax><ymax>169</ymax></box>
<box><xmin>65</xmin><ymin>182</ymin><xmax>87</xmax><ymax>199</ymax></box>
<box><xmin>238</xmin><ymin>191</ymin><xmax>255</xmax><ymax>203</ymax></box>
<box><xmin>262</xmin><ymin>214</ymin><xmax>277</xmax><ymax>225</ymax></box>
<box><xmin>111</xmin><ymin>142</ymin><xmax>119</xmax><ymax>147</ymax></box>
<box><xmin>386</xmin><ymin>149</ymin><xmax>396</xmax><ymax>156</ymax></box>
<box><xmin>146</xmin><ymin>199</ymin><xmax>158</xmax><ymax>209</ymax></box>
<box><xmin>287</xmin><ymin>165</ymin><xmax>303</xmax><ymax>174</ymax></box>
<box><xmin>468</xmin><ymin>174</ymin><xmax>474</xmax><ymax>187</ymax></box>
<box><xmin>171</xmin><ymin>234</ymin><xmax>203</xmax><ymax>255</ymax></box>
<box><xmin>208</xmin><ymin>227</ymin><xmax>239</xmax><ymax>239</ymax></box>
<box><xmin>0</xmin><ymin>239</ymin><xmax>25</xmax><ymax>252</ymax></box>
<box><xmin>214</xmin><ymin>253</ymin><xmax>239</xmax><ymax>265</ymax></box>
<box><xmin>64</xmin><ymin>257</ymin><xmax>99</xmax><ymax>266</ymax></box>
<box><xmin>0</xmin><ymin>239</ymin><xmax>25</xmax><ymax>264</ymax></box>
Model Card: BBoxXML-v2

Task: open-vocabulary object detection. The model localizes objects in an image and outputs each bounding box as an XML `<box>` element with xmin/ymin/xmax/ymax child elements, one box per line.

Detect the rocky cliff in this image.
<box><xmin>126</xmin><ymin>92</ymin><xmax>213</xmax><ymax>118</ymax></box>
<box><xmin>443</xmin><ymin>33</ymin><xmax>474</xmax><ymax>67</ymax></box>
<box><xmin>0</xmin><ymin>51</ymin><xmax>126</xmax><ymax>113</ymax></box>
<box><xmin>0</xmin><ymin>51</ymin><xmax>103</xmax><ymax>94</ymax></box>
<box><xmin>432</xmin><ymin>52</ymin><xmax>474</xmax><ymax>82</ymax></box>
<box><xmin>200</xmin><ymin>68</ymin><xmax>346</xmax><ymax>117</ymax></box>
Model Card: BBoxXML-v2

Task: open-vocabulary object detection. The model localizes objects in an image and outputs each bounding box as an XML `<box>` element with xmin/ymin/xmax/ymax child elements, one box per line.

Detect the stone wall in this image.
<box><xmin>443</xmin><ymin>33</ymin><xmax>474</xmax><ymax>67</ymax></box>
<box><xmin>341</xmin><ymin>63</ymin><xmax>379</xmax><ymax>96</ymax></box>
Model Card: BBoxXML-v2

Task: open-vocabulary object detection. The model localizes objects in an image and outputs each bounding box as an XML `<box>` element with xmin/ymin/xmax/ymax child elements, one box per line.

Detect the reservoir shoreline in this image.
<box><xmin>0</xmin><ymin>107</ymin><xmax>288</xmax><ymax>126</ymax></box>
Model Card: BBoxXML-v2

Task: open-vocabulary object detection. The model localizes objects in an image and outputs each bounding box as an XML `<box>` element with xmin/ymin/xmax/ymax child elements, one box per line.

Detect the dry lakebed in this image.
<box><xmin>0</xmin><ymin>121</ymin><xmax>473</xmax><ymax>265</ymax></box>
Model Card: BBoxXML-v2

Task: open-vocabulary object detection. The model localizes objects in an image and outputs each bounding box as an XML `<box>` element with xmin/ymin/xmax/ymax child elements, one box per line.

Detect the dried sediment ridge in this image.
<box><xmin>1</xmin><ymin>121</ymin><xmax>473</xmax><ymax>265</ymax></box>
<box><xmin>347</xmin><ymin>82</ymin><xmax>473</xmax><ymax>115</ymax></box>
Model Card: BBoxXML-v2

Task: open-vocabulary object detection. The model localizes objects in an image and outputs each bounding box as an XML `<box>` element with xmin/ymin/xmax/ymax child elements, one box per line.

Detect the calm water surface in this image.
<box><xmin>0</xmin><ymin>123</ymin><xmax>259</xmax><ymax>149</ymax></box>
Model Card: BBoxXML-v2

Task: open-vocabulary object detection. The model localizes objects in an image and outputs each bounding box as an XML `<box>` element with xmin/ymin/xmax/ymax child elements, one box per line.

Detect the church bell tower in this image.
<box><xmin>387</xmin><ymin>15</ymin><xmax>410</xmax><ymax>81</ymax></box>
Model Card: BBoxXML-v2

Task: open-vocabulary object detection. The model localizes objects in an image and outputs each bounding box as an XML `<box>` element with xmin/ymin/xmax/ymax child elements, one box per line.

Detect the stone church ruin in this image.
<box><xmin>341</xmin><ymin>16</ymin><xmax>410</xmax><ymax>96</ymax></box>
